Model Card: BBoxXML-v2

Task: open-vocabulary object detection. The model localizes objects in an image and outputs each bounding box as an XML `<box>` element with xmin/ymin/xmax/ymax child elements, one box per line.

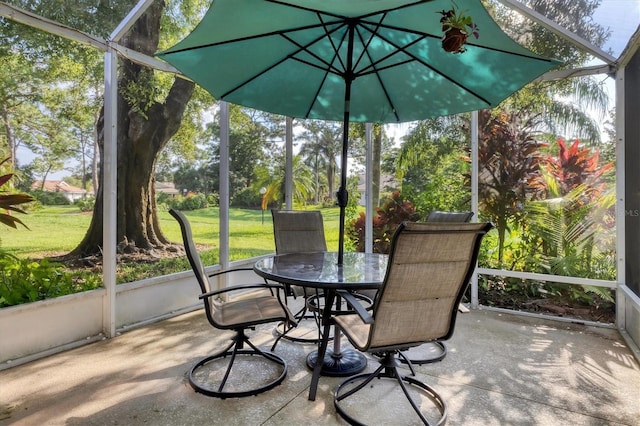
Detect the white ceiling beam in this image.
<box><xmin>496</xmin><ymin>0</ymin><xmax>617</xmax><ymax>65</ymax></box>
<box><xmin>110</xmin><ymin>0</ymin><xmax>156</xmax><ymax>42</ymax></box>
<box><xmin>0</xmin><ymin>2</ymin><xmax>107</xmax><ymax>51</ymax></box>
<box><xmin>537</xmin><ymin>64</ymin><xmax>615</xmax><ymax>81</ymax></box>
<box><xmin>619</xmin><ymin>26</ymin><xmax>640</xmax><ymax>68</ymax></box>
<box><xmin>1</xmin><ymin>1</ymin><xmax>181</xmax><ymax>76</ymax></box>
<box><xmin>110</xmin><ymin>43</ymin><xmax>181</xmax><ymax>74</ymax></box>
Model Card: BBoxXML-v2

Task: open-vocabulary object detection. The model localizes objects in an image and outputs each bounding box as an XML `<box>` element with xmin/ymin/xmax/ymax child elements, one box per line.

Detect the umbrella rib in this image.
<box><xmin>264</xmin><ymin>0</ymin><xmax>433</xmax><ymax>21</ymax></box>
<box><xmin>220</xmin><ymin>17</ymin><xmax>348</xmax><ymax>101</ymax></box>
<box><xmin>354</xmin><ymin>20</ymin><xmax>400</xmax><ymax>122</ymax></box>
<box><xmin>280</xmin><ymin>22</ymin><xmax>347</xmax><ymax>76</ymax></box>
<box><xmin>306</xmin><ymin>71</ymin><xmax>331</xmax><ymax>119</ymax></box>
<box><xmin>284</xmin><ymin>13</ymin><xmax>351</xmax><ymax>118</ymax></box>
<box><xmin>354</xmin><ymin>24</ymin><xmax>427</xmax><ymax>78</ymax></box>
<box><xmin>357</xmin><ymin>22</ymin><xmax>496</xmax><ymax>106</ymax></box>
<box><xmin>162</xmin><ymin>19</ymin><xmax>344</xmax><ymax>54</ymax></box>
<box><xmin>351</xmin><ymin>15</ymin><xmax>383</xmax><ymax>76</ymax></box>
<box><xmin>368</xmin><ymin>20</ymin><xmax>558</xmax><ymax>63</ymax></box>
<box><xmin>318</xmin><ymin>13</ymin><xmax>349</xmax><ymax>78</ymax></box>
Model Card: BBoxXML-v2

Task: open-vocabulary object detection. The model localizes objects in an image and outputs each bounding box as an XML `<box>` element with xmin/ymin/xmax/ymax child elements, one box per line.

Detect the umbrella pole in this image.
<box><xmin>337</xmin><ymin>24</ymin><xmax>356</xmax><ymax>266</ymax></box>
<box><xmin>337</xmin><ymin>113</ymin><xmax>349</xmax><ymax>266</ymax></box>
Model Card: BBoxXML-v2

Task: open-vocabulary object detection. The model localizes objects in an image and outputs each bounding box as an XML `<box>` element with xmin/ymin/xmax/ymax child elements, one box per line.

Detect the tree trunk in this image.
<box><xmin>92</xmin><ymin>114</ymin><xmax>99</xmax><ymax>194</ymax></box>
<box><xmin>327</xmin><ymin>160</ymin><xmax>335</xmax><ymax>201</ymax></box>
<box><xmin>372</xmin><ymin>126</ymin><xmax>382</xmax><ymax>208</ymax></box>
<box><xmin>67</xmin><ymin>2</ymin><xmax>194</xmax><ymax>258</ymax></box>
<box><xmin>1</xmin><ymin>104</ymin><xmax>15</xmax><ymax>169</ymax></box>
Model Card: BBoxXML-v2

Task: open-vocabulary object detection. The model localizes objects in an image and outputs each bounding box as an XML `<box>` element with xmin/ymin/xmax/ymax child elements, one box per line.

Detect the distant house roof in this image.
<box><xmin>32</xmin><ymin>180</ymin><xmax>88</xmax><ymax>195</ymax></box>
<box><xmin>155</xmin><ymin>181</ymin><xmax>180</xmax><ymax>195</ymax></box>
<box><xmin>357</xmin><ymin>174</ymin><xmax>397</xmax><ymax>191</ymax></box>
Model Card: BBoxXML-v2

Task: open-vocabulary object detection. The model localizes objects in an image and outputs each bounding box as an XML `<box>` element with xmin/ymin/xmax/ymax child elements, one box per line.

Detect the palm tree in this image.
<box><xmin>298</xmin><ymin>137</ymin><xmax>328</xmax><ymax>204</ymax></box>
<box><xmin>298</xmin><ymin>121</ymin><xmax>342</xmax><ymax>203</ymax></box>
<box><xmin>260</xmin><ymin>154</ymin><xmax>315</xmax><ymax>208</ymax></box>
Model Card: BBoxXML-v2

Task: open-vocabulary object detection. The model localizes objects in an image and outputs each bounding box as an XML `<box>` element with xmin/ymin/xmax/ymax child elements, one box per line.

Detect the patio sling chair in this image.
<box><xmin>271</xmin><ymin>209</ymin><xmax>329</xmax><ymax>343</ymax></box>
<box><xmin>401</xmin><ymin>210</ymin><xmax>475</xmax><ymax>365</ymax></box>
<box><xmin>333</xmin><ymin>221</ymin><xmax>493</xmax><ymax>425</ymax></box>
<box><xmin>271</xmin><ymin>209</ymin><xmax>373</xmax><ymax>344</ymax></box>
<box><xmin>169</xmin><ymin>209</ymin><xmax>296</xmax><ymax>398</ymax></box>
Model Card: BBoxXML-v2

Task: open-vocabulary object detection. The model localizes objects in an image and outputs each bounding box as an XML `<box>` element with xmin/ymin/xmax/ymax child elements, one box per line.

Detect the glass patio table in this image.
<box><xmin>254</xmin><ymin>251</ymin><xmax>388</xmax><ymax>401</ymax></box>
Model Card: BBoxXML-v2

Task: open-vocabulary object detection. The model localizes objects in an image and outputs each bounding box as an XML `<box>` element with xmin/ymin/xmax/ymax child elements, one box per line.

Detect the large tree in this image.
<box><xmin>204</xmin><ymin>106</ymin><xmax>284</xmax><ymax>200</ymax></box>
<box><xmin>69</xmin><ymin>2</ymin><xmax>195</xmax><ymax>257</ymax></box>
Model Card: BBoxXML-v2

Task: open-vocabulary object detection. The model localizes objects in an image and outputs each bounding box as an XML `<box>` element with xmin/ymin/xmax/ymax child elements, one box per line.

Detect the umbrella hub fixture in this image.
<box><xmin>336</xmin><ymin>187</ymin><xmax>348</xmax><ymax>208</ymax></box>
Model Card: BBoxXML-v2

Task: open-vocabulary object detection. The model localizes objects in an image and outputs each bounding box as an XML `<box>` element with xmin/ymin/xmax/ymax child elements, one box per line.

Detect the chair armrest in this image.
<box><xmin>206</xmin><ymin>267</ymin><xmax>254</xmax><ymax>279</ymax></box>
<box><xmin>337</xmin><ymin>290</ymin><xmax>374</xmax><ymax>324</ymax></box>
<box><xmin>199</xmin><ymin>282</ymin><xmax>284</xmax><ymax>299</ymax></box>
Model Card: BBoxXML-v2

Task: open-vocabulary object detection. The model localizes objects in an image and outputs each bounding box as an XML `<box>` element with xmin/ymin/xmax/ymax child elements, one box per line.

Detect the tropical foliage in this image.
<box><xmin>477</xmin><ymin>109</ymin><xmax>549</xmax><ymax>262</ymax></box>
<box><xmin>0</xmin><ymin>157</ymin><xmax>34</xmax><ymax>230</ymax></box>
<box><xmin>0</xmin><ymin>248</ymin><xmax>102</xmax><ymax>307</ymax></box>
<box><xmin>349</xmin><ymin>191</ymin><xmax>418</xmax><ymax>254</ymax></box>
<box><xmin>396</xmin><ymin>116</ymin><xmax>470</xmax><ymax>215</ymax></box>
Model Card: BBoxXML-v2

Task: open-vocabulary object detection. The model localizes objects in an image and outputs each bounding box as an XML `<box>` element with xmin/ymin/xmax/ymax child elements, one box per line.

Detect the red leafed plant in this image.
<box><xmin>543</xmin><ymin>138</ymin><xmax>613</xmax><ymax>200</ymax></box>
<box><xmin>348</xmin><ymin>191</ymin><xmax>418</xmax><ymax>253</ymax></box>
<box><xmin>0</xmin><ymin>158</ymin><xmax>35</xmax><ymax>229</ymax></box>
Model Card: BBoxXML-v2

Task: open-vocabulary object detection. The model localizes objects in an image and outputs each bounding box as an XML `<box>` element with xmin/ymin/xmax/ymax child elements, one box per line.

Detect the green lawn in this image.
<box><xmin>3</xmin><ymin>205</ymin><xmax>343</xmax><ymax>260</ymax></box>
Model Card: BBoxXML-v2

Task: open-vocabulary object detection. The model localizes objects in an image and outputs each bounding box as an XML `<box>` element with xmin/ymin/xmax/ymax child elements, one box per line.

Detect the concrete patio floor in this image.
<box><xmin>1</xmin><ymin>304</ymin><xmax>638</xmax><ymax>425</ymax></box>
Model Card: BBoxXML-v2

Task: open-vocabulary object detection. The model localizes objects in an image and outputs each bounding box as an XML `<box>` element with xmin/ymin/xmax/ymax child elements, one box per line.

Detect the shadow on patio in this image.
<box><xmin>1</xmin><ymin>306</ymin><xmax>638</xmax><ymax>425</ymax></box>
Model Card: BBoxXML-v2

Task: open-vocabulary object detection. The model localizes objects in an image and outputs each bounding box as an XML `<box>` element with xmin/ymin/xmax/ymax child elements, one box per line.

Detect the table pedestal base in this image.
<box><xmin>306</xmin><ymin>348</ymin><xmax>367</xmax><ymax>377</ymax></box>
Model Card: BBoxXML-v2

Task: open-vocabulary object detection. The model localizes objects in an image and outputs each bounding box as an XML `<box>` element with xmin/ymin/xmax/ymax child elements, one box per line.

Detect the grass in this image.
<box><xmin>2</xmin><ymin>205</ymin><xmax>344</xmax><ymax>260</ymax></box>
<box><xmin>2</xmin><ymin>206</ymin><xmax>93</xmax><ymax>257</ymax></box>
<box><xmin>2</xmin><ymin>204</ymin><xmax>345</xmax><ymax>284</ymax></box>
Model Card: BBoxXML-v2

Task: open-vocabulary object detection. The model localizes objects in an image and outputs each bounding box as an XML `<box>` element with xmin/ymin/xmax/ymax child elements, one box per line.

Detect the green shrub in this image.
<box><xmin>156</xmin><ymin>191</ymin><xmax>171</xmax><ymax>205</ymax></box>
<box><xmin>231</xmin><ymin>187</ymin><xmax>261</xmax><ymax>208</ymax></box>
<box><xmin>320</xmin><ymin>197</ymin><xmax>337</xmax><ymax>208</ymax></box>
<box><xmin>30</xmin><ymin>190</ymin><xmax>70</xmax><ymax>206</ymax></box>
<box><xmin>0</xmin><ymin>249</ymin><xmax>102</xmax><ymax>307</ymax></box>
<box><xmin>163</xmin><ymin>194</ymin><xmax>207</xmax><ymax>211</ymax></box>
<box><xmin>74</xmin><ymin>197</ymin><xmax>95</xmax><ymax>212</ymax></box>
<box><xmin>180</xmin><ymin>193</ymin><xmax>208</xmax><ymax>210</ymax></box>
<box><xmin>207</xmin><ymin>192</ymin><xmax>219</xmax><ymax>207</ymax></box>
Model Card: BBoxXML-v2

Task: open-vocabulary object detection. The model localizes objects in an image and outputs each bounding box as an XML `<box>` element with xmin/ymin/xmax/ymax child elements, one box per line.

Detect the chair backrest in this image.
<box><xmin>169</xmin><ymin>209</ymin><xmax>212</xmax><ymax>296</ymax></box>
<box><xmin>271</xmin><ymin>210</ymin><xmax>327</xmax><ymax>254</ymax></box>
<box><xmin>427</xmin><ymin>210</ymin><xmax>474</xmax><ymax>223</ymax></box>
<box><xmin>366</xmin><ymin>221</ymin><xmax>493</xmax><ymax>350</ymax></box>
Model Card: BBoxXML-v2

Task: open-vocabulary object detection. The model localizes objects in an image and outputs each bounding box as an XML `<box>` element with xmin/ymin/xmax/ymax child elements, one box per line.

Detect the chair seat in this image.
<box><xmin>214</xmin><ymin>295</ymin><xmax>291</xmax><ymax>328</ymax></box>
<box><xmin>334</xmin><ymin>314</ymin><xmax>370</xmax><ymax>350</ymax></box>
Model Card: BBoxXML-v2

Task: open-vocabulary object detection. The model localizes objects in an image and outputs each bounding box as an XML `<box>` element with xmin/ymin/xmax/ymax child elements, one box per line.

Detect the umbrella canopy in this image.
<box><xmin>158</xmin><ymin>0</ymin><xmax>560</xmax><ymax>264</ymax></box>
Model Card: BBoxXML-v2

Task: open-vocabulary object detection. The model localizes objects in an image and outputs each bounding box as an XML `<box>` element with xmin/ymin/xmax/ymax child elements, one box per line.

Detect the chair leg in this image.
<box><xmin>397</xmin><ymin>350</ymin><xmax>417</xmax><ymax>376</ymax></box>
<box><xmin>274</xmin><ymin>290</ymin><xmax>334</xmax><ymax>344</ymax></box>
<box><xmin>334</xmin><ymin>352</ymin><xmax>447</xmax><ymax>425</ymax></box>
<box><xmin>270</xmin><ymin>319</ymin><xmax>296</xmax><ymax>351</ymax></box>
<box><xmin>189</xmin><ymin>330</ymin><xmax>287</xmax><ymax>398</ymax></box>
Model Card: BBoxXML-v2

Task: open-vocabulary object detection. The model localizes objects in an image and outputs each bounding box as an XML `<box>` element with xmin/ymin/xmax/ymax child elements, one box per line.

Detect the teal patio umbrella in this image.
<box><xmin>158</xmin><ymin>0</ymin><xmax>560</xmax><ymax>264</ymax></box>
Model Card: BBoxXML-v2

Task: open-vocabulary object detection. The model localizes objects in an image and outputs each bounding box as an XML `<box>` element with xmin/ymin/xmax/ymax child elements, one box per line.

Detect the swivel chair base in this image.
<box><xmin>189</xmin><ymin>333</ymin><xmax>287</xmax><ymax>398</ymax></box>
<box><xmin>334</xmin><ymin>352</ymin><xmax>447</xmax><ymax>425</ymax></box>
